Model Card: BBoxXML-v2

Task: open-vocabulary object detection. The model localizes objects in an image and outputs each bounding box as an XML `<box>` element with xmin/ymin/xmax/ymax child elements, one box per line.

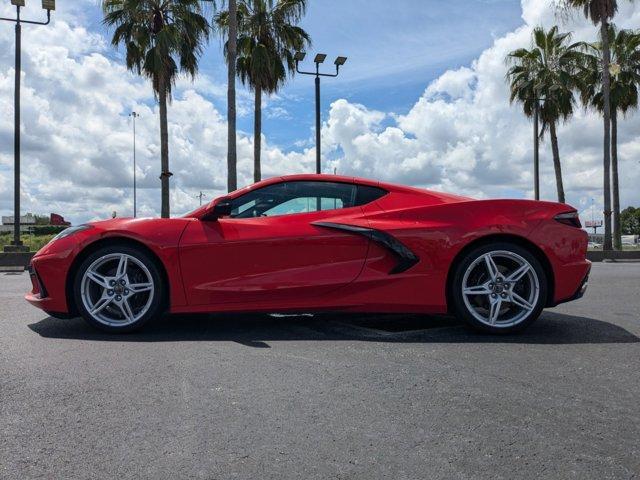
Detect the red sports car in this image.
<box><xmin>26</xmin><ymin>174</ymin><xmax>590</xmax><ymax>334</ymax></box>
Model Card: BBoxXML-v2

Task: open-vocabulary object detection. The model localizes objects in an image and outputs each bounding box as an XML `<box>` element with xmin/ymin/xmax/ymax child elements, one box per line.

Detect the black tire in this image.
<box><xmin>450</xmin><ymin>242</ymin><xmax>548</xmax><ymax>334</ymax></box>
<box><xmin>73</xmin><ymin>244</ymin><xmax>165</xmax><ymax>333</ymax></box>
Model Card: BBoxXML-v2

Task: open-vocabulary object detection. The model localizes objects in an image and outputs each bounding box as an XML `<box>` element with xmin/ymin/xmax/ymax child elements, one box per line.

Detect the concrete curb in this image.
<box><xmin>0</xmin><ymin>266</ymin><xmax>25</xmax><ymax>272</ymax></box>
<box><xmin>0</xmin><ymin>252</ymin><xmax>35</xmax><ymax>267</ymax></box>
<box><xmin>587</xmin><ymin>251</ymin><xmax>640</xmax><ymax>262</ymax></box>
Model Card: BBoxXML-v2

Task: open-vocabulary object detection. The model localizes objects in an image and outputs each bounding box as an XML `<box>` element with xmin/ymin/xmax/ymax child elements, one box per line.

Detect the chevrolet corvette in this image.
<box><xmin>26</xmin><ymin>174</ymin><xmax>590</xmax><ymax>333</ymax></box>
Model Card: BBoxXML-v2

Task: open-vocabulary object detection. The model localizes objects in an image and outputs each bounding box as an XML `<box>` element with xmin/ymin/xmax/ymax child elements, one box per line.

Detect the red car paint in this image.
<box><xmin>26</xmin><ymin>174</ymin><xmax>590</xmax><ymax>316</ymax></box>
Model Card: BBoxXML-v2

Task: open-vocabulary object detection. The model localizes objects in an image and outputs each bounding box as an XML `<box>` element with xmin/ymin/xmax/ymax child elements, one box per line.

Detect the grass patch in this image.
<box><xmin>0</xmin><ymin>233</ymin><xmax>57</xmax><ymax>252</ymax></box>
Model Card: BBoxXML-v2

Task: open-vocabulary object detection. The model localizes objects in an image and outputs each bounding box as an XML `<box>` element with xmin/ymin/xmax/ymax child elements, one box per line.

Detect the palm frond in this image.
<box><xmin>102</xmin><ymin>0</ymin><xmax>209</xmax><ymax>99</ymax></box>
<box><xmin>505</xmin><ymin>25</ymin><xmax>589</xmax><ymax>132</ymax></box>
<box><xmin>216</xmin><ymin>0</ymin><xmax>311</xmax><ymax>93</ymax></box>
<box><xmin>579</xmin><ymin>24</ymin><xmax>640</xmax><ymax>114</ymax></box>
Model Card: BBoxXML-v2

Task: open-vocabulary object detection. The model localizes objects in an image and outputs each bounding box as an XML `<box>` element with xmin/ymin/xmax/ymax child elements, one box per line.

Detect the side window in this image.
<box><xmin>229</xmin><ymin>181</ymin><xmax>357</xmax><ymax>218</ymax></box>
<box><xmin>355</xmin><ymin>185</ymin><xmax>388</xmax><ymax>206</ymax></box>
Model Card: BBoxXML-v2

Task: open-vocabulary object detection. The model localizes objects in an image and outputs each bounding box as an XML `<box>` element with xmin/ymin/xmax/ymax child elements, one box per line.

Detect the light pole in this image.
<box><xmin>129</xmin><ymin>112</ymin><xmax>140</xmax><ymax>218</ymax></box>
<box><xmin>196</xmin><ymin>191</ymin><xmax>207</xmax><ymax>206</ymax></box>
<box><xmin>295</xmin><ymin>52</ymin><xmax>347</xmax><ymax>174</ymax></box>
<box><xmin>1</xmin><ymin>0</ymin><xmax>55</xmax><ymax>252</ymax></box>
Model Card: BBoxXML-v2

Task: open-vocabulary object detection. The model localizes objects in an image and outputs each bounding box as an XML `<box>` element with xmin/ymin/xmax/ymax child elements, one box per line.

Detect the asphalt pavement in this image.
<box><xmin>1</xmin><ymin>262</ymin><xmax>639</xmax><ymax>479</ymax></box>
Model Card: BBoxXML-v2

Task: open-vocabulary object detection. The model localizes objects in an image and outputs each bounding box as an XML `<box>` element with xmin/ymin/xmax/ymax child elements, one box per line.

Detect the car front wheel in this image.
<box><xmin>73</xmin><ymin>245</ymin><xmax>165</xmax><ymax>333</ymax></box>
<box><xmin>451</xmin><ymin>242</ymin><xmax>548</xmax><ymax>333</ymax></box>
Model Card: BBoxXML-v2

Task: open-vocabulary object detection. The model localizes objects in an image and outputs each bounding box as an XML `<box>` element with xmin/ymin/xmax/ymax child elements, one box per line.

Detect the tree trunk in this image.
<box><xmin>600</xmin><ymin>16</ymin><xmax>613</xmax><ymax>251</ymax></box>
<box><xmin>159</xmin><ymin>75</ymin><xmax>170</xmax><ymax>218</ymax></box>
<box><xmin>549</xmin><ymin>121</ymin><xmax>565</xmax><ymax>204</ymax></box>
<box><xmin>227</xmin><ymin>0</ymin><xmax>238</xmax><ymax>193</ymax></box>
<box><xmin>254</xmin><ymin>85</ymin><xmax>262</xmax><ymax>183</ymax></box>
<box><xmin>533</xmin><ymin>101</ymin><xmax>540</xmax><ymax>200</ymax></box>
<box><xmin>611</xmin><ymin>109</ymin><xmax>622</xmax><ymax>250</ymax></box>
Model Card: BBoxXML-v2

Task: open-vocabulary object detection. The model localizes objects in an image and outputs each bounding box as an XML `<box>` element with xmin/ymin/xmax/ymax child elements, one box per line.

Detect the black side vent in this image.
<box><xmin>313</xmin><ymin>222</ymin><xmax>419</xmax><ymax>274</ymax></box>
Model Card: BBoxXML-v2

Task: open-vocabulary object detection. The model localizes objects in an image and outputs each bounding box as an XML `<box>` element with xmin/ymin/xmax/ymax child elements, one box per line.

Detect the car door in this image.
<box><xmin>179</xmin><ymin>181</ymin><xmax>372</xmax><ymax>306</ymax></box>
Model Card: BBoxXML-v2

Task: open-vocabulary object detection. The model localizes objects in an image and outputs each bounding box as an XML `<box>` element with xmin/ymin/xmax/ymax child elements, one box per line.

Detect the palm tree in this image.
<box><xmin>103</xmin><ymin>0</ymin><xmax>209</xmax><ymax>218</ymax></box>
<box><xmin>556</xmin><ymin>0</ymin><xmax>633</xmax><ymax>250</ymax></box>
<box><xmin>227</xmin><ymin>0</ymin><xmax>239</xmax><ymax>192</ymax></box>
<box><xmin>217</xmin><ymin>0</ymin><xmax>310</xmax><ymax>182</ymax></box>
<box><xmin>507</xmin><ymin>26</ymin><xmax>586</xmax><ymax>203</ymax></box>
<box><xmin>202</xmin><ymin>0</ymin><xmax>238</xmax><ymax>192</ymax></box>
<box><xmin>581</xmin><ymin>26</ymin><xmax>640</xmax><ymax>249</ymax></box>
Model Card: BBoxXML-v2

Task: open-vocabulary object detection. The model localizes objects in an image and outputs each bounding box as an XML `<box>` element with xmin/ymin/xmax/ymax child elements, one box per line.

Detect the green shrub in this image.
<box><xmin>28</xmin><ymin>225</ymin><xmax>68</xmax><ymax>235</ymax></box>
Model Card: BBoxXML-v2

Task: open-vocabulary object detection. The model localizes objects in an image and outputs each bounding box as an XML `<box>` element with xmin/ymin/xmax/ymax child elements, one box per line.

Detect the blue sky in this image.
<box><xmin>84</xmin><ymin>0</ymin><xmax>523</xmax><ymax>151</ymax></box>
<box><xmin>266</xmin><ymin>0</ymin><xmax>524</xmax><ymax>148</ymax></box>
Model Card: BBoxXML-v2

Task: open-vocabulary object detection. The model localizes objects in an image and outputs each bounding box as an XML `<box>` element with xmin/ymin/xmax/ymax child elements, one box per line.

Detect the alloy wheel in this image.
<box><xmin>461</xmin><ymin>250</ymin><xmax>540</xmax><ymax>328</ymax></box>
<box><xmin>80</xmin><ymin>253</ymin><xmax>154</xmax><ymax>327</ymax></box>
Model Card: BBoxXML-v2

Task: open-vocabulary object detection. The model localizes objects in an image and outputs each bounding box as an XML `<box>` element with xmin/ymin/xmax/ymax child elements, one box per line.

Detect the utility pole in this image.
<box><xmin>197</xmin><ymin>191</ymin><xmax>206</xmax><ymax>206</ymax></box>
<box><xmin>1</xmin><ymin>0</ymin><xmax>55</xmax><ymax>252</ymax></box>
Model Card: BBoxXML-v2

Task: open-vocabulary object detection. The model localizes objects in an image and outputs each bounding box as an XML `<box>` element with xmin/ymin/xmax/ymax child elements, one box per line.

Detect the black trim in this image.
<box><xmin>28</xmin><ymin>264</ymin><xmax>48</xmax><ymax>298</ymax></box>
<box><xmin>313</xmin><ymin>222</ymin><xmax>419</xmax><ymax>274</ymax></box>
<box><xmin>573</xmin><ymin>275</ymin><xmax>589</xmax><ymax>300</ymax></box>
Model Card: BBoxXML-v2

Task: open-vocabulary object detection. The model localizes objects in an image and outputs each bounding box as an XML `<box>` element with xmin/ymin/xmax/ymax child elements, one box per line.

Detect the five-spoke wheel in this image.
<box><xmin>73</xmin><ymin>245</ymin><xmax>164</xmax><ymax>332</ymax></box>
<box><xmin>451</xmin><ymin>243</ymin><xmax>547</xmax><ymax>333</ymax></box>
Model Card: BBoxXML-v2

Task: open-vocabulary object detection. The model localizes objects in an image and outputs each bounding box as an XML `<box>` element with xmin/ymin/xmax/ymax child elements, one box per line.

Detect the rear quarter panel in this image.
<box><xmin>345</xmin><ymin>198</ymin><xmax>579</xmax><ymax>311</ymax></box>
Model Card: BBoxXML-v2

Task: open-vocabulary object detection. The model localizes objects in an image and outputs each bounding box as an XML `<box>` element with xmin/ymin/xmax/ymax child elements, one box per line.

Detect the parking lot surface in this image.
<box><xmin>1</xmin><ymin>262</ymin><xmax>639</xmax><ymax>479</ymax></box>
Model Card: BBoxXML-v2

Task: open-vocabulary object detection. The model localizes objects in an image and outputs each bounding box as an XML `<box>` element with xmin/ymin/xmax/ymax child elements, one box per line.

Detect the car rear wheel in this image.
<box><xmin>450</xmin><ymin>242</ymin><xmax>547</xmax><ymax>333</ymax></box>
<box><xmin>73</xmin><ymin>245</ymin><xmax>165</xmax><ymax>333</ymax></box>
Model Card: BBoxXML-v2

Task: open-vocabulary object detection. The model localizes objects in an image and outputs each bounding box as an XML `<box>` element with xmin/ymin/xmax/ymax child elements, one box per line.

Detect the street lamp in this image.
<box><xmin>295</xmin><ymin>51</ymin><xmax>347</xmax><ymax>174</ymax></box>
<box><xmin>129</xmin><ymin>112</ymin><xmax>140</xmax><ymax>218</ymax></box>
<box><xmin>1</xmin><ymin>0</ymin><xmax>55</xmax><ymax>252</ymax></box>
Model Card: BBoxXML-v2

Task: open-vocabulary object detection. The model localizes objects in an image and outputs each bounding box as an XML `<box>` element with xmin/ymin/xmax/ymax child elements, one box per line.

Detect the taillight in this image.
<box><xmin>554</xmin><ymin>211</ymin><xmax>582</xmax><ymax>228</ymax></box>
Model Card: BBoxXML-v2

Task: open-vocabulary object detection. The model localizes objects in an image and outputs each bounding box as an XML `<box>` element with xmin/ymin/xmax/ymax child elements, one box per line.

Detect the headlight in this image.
<box><xmin>50</xmin><ymin>225</ymin><xmax>93</xmax><ymax>242</ymax></box>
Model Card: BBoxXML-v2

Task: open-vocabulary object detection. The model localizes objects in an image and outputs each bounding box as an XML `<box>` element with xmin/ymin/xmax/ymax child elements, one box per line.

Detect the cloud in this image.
<box><xmin>424</xmin><ymin>67</ymin><xmax>477</xmax><ymax>101</ymax></box>
<box><xmin>266</xmin><ymin>106</ymin><xmax>292</xmax><ymax>120</ymax></box>
<box><xmin>1</xmin><ymin>0</ymin><xmax>639</xmax><ymax>227</ymax></box>
<box><xmin>321</xmin><ymin>0</ymin><xmax>640</xmax><ymax>221</ymax></box>
<box><xmin>0</xmin><ymin>2</ymin><xmax>320</xmax><ymax>222</ymax></box>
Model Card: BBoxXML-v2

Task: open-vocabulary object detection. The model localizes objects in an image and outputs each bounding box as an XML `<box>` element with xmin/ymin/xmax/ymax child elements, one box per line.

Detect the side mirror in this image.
<box><xmin>203</xmin><ymin>199</ymin><xmax>233</xmax><ymax>221</ymax></box>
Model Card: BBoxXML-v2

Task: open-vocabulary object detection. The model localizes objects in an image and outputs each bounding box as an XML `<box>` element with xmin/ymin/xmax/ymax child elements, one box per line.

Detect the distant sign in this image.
<box><xmin>585</xmin><ymin>220</ymin><xmax>603</xmax><ymax>228</ymax></box>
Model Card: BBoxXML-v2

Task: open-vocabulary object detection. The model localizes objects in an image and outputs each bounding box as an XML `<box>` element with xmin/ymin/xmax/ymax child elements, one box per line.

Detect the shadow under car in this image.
<box><xmin>28</xmin><ymin>310</ymin><xmax>640</xmax><ymax>347</ymax></box>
